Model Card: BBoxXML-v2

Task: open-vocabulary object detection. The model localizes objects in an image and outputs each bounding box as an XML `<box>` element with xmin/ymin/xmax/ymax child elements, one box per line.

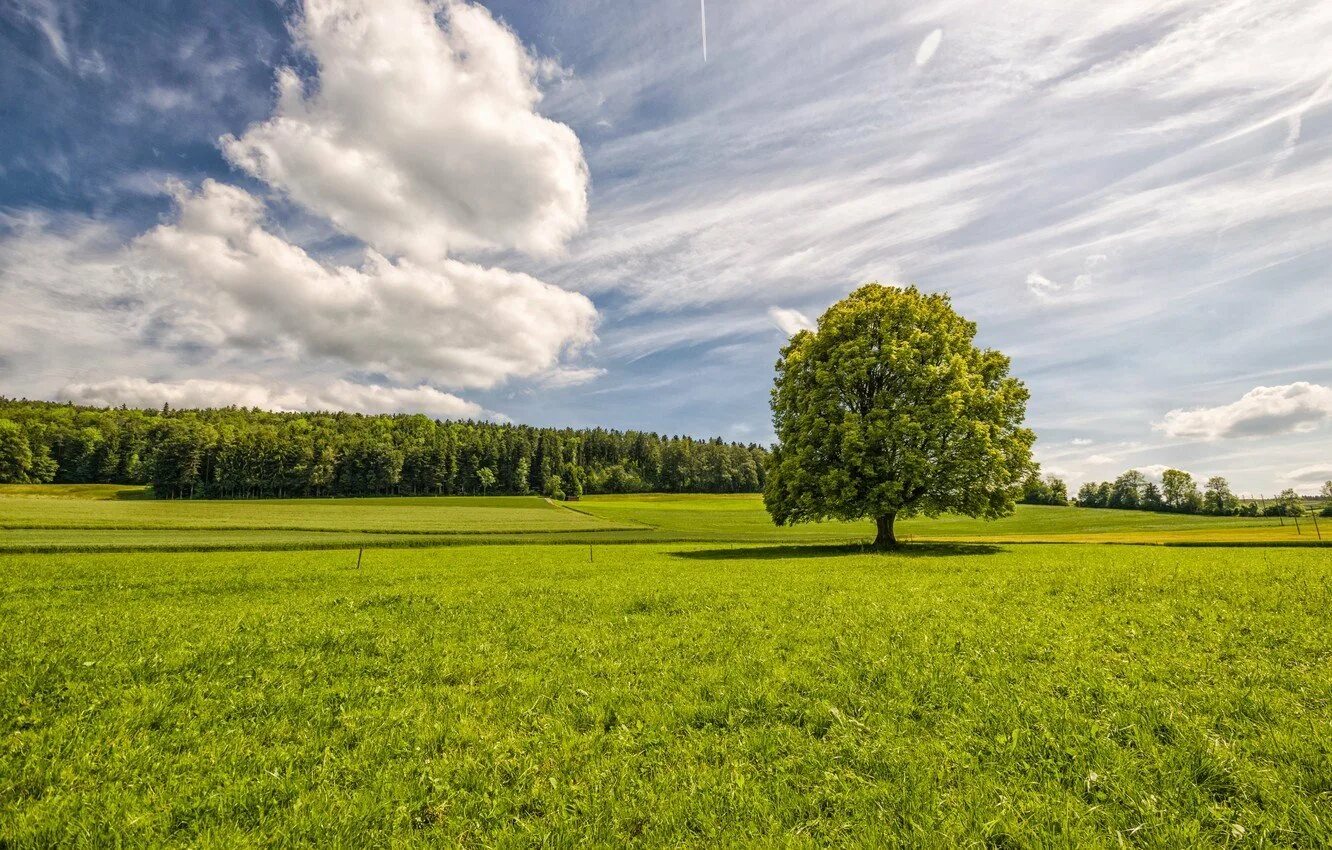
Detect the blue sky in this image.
<box><xmin>1</xmin><ymin>0</ymin><xmax>1330</xmax><ymax>494</ymax></box>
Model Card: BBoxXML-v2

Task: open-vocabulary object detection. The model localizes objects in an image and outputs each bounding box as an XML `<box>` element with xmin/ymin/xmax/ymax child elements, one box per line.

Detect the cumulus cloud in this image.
<box><xmin>1156</xmin><ymin>382</ymin><xmax>1332</xmax><ymax>440</ymax></box>
<box><xmin>768</xmin><ymin>306</ymin><xmax>815</xmax><ymax>336</ymax></box>
<box><xmin>222</xmin><ymin>0</ymin><xmax>588</xmax><ymax>261</ymax></box>
<box><xmin>0</xmin><ymin>181</ymin><xmax>598</xmax><ymax>394</ymax></box>
<box><xmin>60</xmin><ymin>377</ymin><xmax>484</xmax><ymax>420</ymax></box>
<box><xmin>129</xmin><ymin>180</ymin><xmax>597</xmax><ymax>388</ymax></box>
<box><xmin>914</xmin><ymin>29</ymin><xmax>942</xmax><ymax>67</ymax></box>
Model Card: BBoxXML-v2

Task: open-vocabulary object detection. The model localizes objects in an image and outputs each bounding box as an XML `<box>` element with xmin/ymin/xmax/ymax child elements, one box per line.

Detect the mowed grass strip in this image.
<box><xmin>1</xmin><ymin>544</ymin><xmax>1328</xmax><ymax>845</ymax></box>
<box><xmin>0</xmin><ymin>494</ymin><xmax>630</xmax><ymax>535</ymax></box>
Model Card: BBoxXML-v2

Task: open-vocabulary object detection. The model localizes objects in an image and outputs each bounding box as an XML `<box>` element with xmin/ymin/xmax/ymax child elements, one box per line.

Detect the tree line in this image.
<box><xmin>0</xmin><ymin>398</ymin><xmax>769</xmax><ymax>500</ymax></box>
<box><xmin>1024</xmin><ymin>468</ymin><xmax>1331</xmax><ymax>518</ymax></box>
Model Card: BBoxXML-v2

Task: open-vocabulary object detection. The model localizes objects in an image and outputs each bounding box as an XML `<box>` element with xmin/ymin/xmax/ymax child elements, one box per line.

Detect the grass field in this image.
<box><xmin>2</xmin><ymin>487</ymin><xmax>1327</xmax><ymax>552</ymax></box>
<box><xmin>1</xmin><ymin>486</ymin><xmax>1329</xmax><ymax>845</ymax></box>
<box><xmin>2</xmin><ymin>543</ymin><xmax>1329</xmax><ymax>845</ymax></box>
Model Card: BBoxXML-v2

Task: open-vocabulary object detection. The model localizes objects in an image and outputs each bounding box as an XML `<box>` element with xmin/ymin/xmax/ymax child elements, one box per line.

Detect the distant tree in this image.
<box><xmin>1202</xmin><ymin>476</ymin><xmax>1239</xmax><ymax>516</ymax></box>
<box><xmin>512</xmin><ymin>457</ymin><xmax>532</xmax><ymax>495</ymax></box>
<box><xmin>1045</xmin><ymin>475</ymin><xmax>1069</xmax><ymax>505</ymax></box>
<box><xmin>560</xmin><ymin>462</ymin><xmax>584</xmax><ymax>501</ymax></box>
<box><xmin>1274</xmin><ymin>488</ymin><xmax>1306</xmax><ymax>517</ymax></box>
<box><xmin>476</xmin><ymin>466</ymin><xmax>497</xmax><ymax>495</ymax></box>
<box><xmin>1161</xmin><ymin>469</ymin><xmax>1201</xmax><ymax>513</ymax></box>
<box><xmin>0</xmin><ymin>419</ymin><xmax>34</xmax><ymax>483</ymax></box>
<box><xmin>1021</xmin><ymin>472</ymin><xmax>1051</xmax><ymax>505</ymax></box>
<box><xmin>1096</xmin><ymin>481</ymin><xmax>1112</xmax><ymax>507</ymax></box>
<box><xmin>1076</xmin><ymin>481</ymin><xmax>1105</xmax><ymax>508</ymax></box>
<box><xmin>764</xmin><ymin>284</ymin><xmax>1034</xmax><ymax>547</ymax></box>
<box><xmin>1141</xmin><ymin>482</ymin><xmax>1164</xmax><ymax>512</ymax></box>
<box><xmin>28</xmin><ymin>443</ymin><xmax>58</xmax><ymax>483</ymax></box>
<box><xmin>1109</xmin><ymin>470</ymin><xmax>1147</xmax><ymax>510</ymax></box>
<box><xmin>1320</xmin><ymin>480</ymin><xmax>1332</xmax><ymax>501</ymax></box>
<box><xmin>1023</xmin><ymin>473</ymin><xmax>1069</xmax><ymax>506</ymax></box>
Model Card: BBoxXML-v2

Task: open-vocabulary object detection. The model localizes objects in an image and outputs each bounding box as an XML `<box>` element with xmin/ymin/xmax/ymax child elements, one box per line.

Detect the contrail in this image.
<box><xmin>700</xmin><ymin>0</ymin><xmax>707</xmax><ymax>62</ymax></box>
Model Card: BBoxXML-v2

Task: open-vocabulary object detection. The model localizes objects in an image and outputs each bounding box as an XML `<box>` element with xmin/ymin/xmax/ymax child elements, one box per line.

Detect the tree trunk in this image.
<box><xmin>874</xmin><ymin>512</ymin><xmax>898</xmax><ymax>548</ymax></box>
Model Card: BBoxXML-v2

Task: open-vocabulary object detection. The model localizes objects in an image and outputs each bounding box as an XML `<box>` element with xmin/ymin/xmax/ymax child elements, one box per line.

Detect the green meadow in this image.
<box><xmin>1</xmin><ymin>488</ymin><xmax>1330</xmax><ymax>845</ymax></box>
<box><xmin>2</xmin><ymin>486</ymin><xmax>1327</xmax><ymax>552</ymax></box>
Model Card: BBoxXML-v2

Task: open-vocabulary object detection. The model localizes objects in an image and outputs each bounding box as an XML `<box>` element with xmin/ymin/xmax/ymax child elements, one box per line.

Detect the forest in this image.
<box><xmin>0</xmin><ymin>398</ymin><xmax>768</xmax><ymax>500</ymax></box>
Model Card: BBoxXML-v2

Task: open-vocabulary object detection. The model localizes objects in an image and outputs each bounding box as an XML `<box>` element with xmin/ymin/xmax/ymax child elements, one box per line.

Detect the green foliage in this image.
<box><xmin>0</xmin><ymin>419</ymin><xmax>35</xmax><ymax>483</ymax></box>
<box><xmin>1161</xmin><ymin>469</ymin><xmax>1201</xmax><ymax>513</ymax></box>
<box><xmin>1202</xmin><ymin>476</ymin><xmax>1240</xmax><ymax>516</ymax></box>
<box><xmin>476</xmin><ymin>466</ymin><xmax>497</xmax><ymax>494</ymax></box>
<box><xmin>1141</xmin><ymin>482</ymin><xmax>1164</xmax><ymax>511</ymax></box>
<box><xmin>0</xmin><ymin>398</ymin><xmax>767</xmax><ymax>500</ymax></box>
<box><xmin>1083</xmin><ymin>471</ymin><xmax>1242</xmax><ymax>518</ymax></box>
<box><xmin>1265</xmin><ymin>489</ymin><xmax>1307</xmax><ymax>518</ymax></box>
<box><xmin>1020</xmin><ymin>472</ymin><xmax>1069</xmax><ymax>506</ymax></box>
<box><xmin>0</xmin><ymin>543</ymin><xmax>1327</xmax><ymax>845</ymax></box>
<box><xmin>764</xmin><ymin>284</ymin><xmax>1033</xmax><ymax>546</ymax></box>
<box><xmin>1109</xmin><ymin>469</ymin><xmax>1147</xmax><ymax>510</ymax></box>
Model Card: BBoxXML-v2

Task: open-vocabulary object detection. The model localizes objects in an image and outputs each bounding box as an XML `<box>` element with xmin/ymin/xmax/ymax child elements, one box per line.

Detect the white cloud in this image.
<box><xmin>535</xmin><ymin>366</ymin><xmax>607</xmax><ymax>388</ymax></box>
<box><xmin>1134</xmin><ymin>464</ymin><xmax>1189</xmax><ymax>483</ymax></box>
<box><xmin>1156</xmin><ymin>382</ymin><xmax>1332</xmax><ymax>440</ymax></box>
<box><xmin>12</xmin><ymin>0</ymin><xmax>70</xmax><ymax>66</ymax></box>
<box><xmin>222</xmin><ymin>0</ymin><xmax>588</xmax><ymax>262</ymax></box>
<box><xmin>1025</xmin><ymin>272</ymin><xmax>1062</xmax><ymax>300</ymax></box>
<box><xmin>914</xmin><ymin>29</ymin><xmax>943</xmax><ymax>67</ymax></box>
<box><xmin>0</xmin><ymin>211</ymin><xmax>144</xmax><ymax>383</ymax></box>
<box><xmin>1026</xmin><ymin>255</ymin><xmax>1106</xmax><ymax>301</ymax></box>
<box><xmin>1070</xmin><ymin>438</ymin><xmax>1093</xmax><ymax>446</ymax></box>
<box><xmin>60</xmin><ymin>377</ymin><xmax>484</xmax><ymax>420</ymax></box>
<box><xmin>1085</xmin><ymin>454</ymin><xmax>1118</xmax><ymax>465</ymax></box>
<box><xmin>132</xmin><ymin>180</ymin><xmax>597</xmax><ymax>388</ymax></box>
<box><xmin>1282</xmin><ymin>464</ymin><xmax>1332</xmax><ymax>487</ymax></box>
<box><xmin>0</xmin><ymin>182</ymin><xmax>599</xmax><ymax>393</ymax></box>
<box><xmin>768</xmin><ymin>306</ymin><xmax>815</xmax><ymax>336</ymax></box>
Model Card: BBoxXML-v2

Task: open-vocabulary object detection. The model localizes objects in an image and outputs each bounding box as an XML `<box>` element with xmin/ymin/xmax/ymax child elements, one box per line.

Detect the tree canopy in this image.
<box><xmin>763</xmin><ymin>284</ymin><xmax>1034</xmax><ymax>547</ymax></box>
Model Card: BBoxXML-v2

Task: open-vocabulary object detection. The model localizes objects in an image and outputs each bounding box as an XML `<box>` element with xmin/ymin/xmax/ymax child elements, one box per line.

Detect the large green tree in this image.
<box><xmin>764</xmin><ymin>284</ymin><xmax>1034</xmax><ymax>548</ymax></box>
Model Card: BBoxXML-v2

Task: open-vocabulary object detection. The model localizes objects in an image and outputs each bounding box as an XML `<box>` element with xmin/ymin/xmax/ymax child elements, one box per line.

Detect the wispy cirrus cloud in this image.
<box><xmin>767</xmin><ymin>307</ymin><xmax>814</xmax><ymax>336</ymax></box>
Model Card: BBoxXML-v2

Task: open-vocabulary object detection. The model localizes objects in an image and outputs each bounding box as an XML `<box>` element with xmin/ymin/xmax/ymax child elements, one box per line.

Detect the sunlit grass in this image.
<box><xmin>2</xmin><ymin>488</ymin><xmax>1325</xmax><ymax>552</ymax></box>
<box><xmin>2</xmin><ymin>543</ymin><xmax>1328</xmax><ymax>845</ymax></box>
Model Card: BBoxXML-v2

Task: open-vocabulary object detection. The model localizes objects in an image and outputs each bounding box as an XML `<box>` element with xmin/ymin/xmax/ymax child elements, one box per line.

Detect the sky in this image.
<box><xmin>1</xmin><ymin>0</ymin><xmax>1330</xmax><ymax>495</ymax></box>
